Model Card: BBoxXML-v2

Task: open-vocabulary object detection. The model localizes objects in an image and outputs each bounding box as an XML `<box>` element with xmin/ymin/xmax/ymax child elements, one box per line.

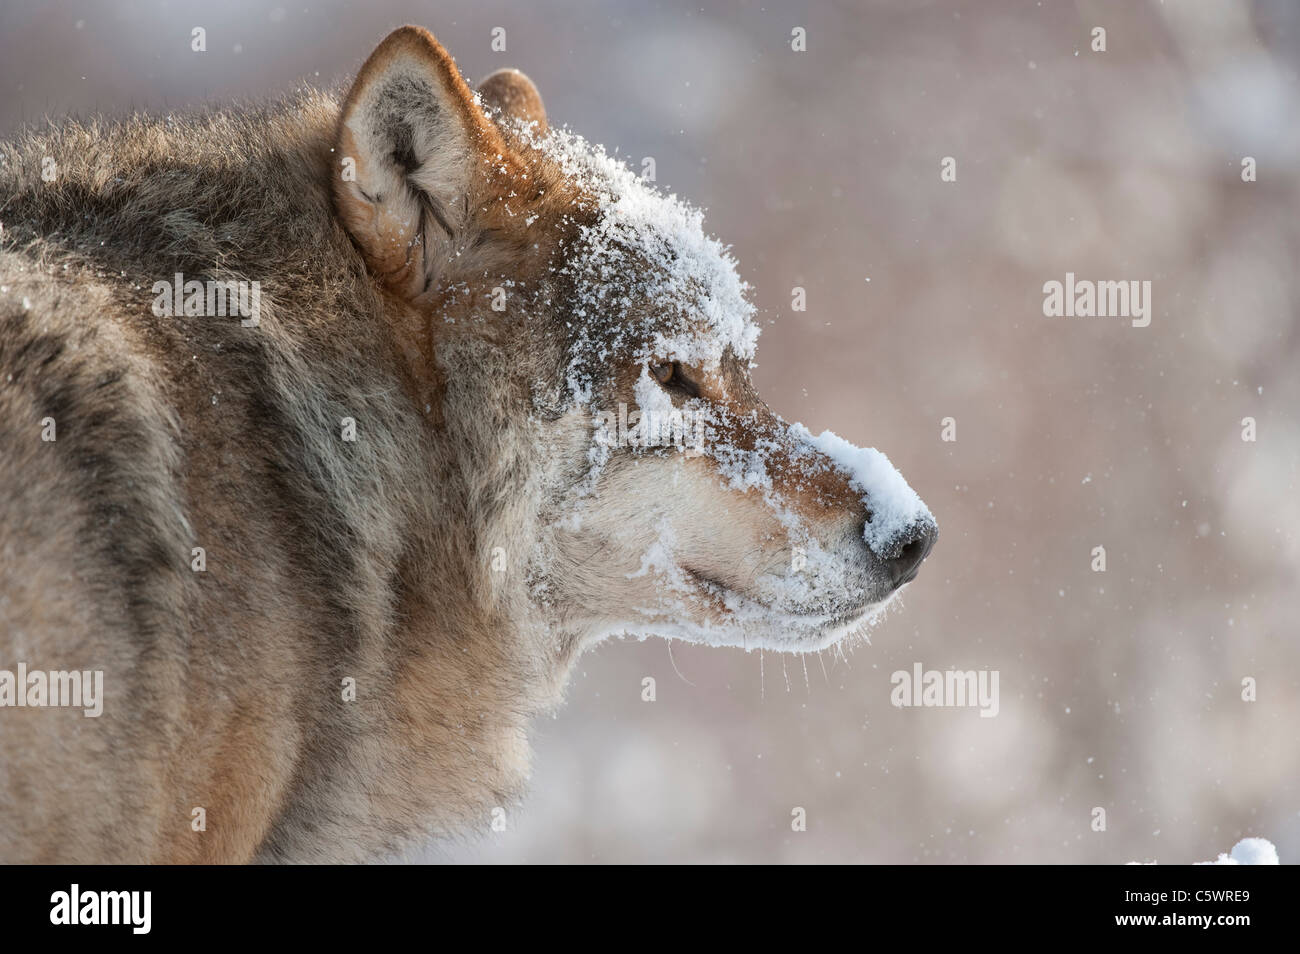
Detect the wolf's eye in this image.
<box><xmin>649</xmin><ymin>361</ymin><xmax>700</xmax><ymax>398</ymax></box>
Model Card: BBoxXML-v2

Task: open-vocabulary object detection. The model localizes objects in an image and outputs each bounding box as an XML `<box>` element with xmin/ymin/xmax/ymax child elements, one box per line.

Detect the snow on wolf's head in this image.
<box><xmin>334</xmin><ymin>26</ymin><xmax>936</xmax><ymax>656</ymax></box>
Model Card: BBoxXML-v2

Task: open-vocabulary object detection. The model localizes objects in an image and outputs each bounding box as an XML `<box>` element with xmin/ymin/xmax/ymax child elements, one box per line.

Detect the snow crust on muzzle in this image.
<box><xmin>790</xmin><ymin>423</ymin><xmax>935</xmax><ymax>559</ymax></box>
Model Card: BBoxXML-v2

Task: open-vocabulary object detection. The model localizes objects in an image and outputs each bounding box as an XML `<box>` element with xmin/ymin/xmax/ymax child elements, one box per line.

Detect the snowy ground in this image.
<box><xmin>1196</xmin><ymin>838</ymin><xmax>1280</xmax><ymax>866</ymax></box>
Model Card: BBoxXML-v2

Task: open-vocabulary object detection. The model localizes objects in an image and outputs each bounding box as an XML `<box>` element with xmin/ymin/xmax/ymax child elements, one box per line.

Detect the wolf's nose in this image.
<box><xmin>884</xmin><ymin>522</ymin><xmax>937</xmax><ymax>588</ymax></box>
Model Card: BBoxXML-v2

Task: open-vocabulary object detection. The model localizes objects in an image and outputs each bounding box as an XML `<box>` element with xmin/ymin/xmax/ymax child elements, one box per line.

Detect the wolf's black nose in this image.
<box><xmin>885</xmin><ymin>522</ymin><xmax>937</xmax><ymax>588</ymax></box>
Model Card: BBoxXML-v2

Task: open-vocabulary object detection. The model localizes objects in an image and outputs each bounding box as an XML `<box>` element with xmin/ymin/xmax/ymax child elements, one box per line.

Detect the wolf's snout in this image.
<box><xmin>881</xmin><ymin>521</ymin><xmax>937</xmax><ymax>589</ymax></box>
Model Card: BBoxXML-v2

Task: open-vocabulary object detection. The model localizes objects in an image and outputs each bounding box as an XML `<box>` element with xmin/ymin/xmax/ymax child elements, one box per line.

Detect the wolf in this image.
<box><xmin>0</xmin><ymin>25</ymin><xmax>936</xmax><ymax>862</ymax></box>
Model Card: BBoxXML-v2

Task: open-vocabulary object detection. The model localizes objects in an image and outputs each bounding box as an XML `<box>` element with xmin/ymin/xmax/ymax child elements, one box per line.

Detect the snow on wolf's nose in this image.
<box><xmin>790</xmin><ymin>423</ymin><xmax>937</xmax><ymax>560</ymax></box>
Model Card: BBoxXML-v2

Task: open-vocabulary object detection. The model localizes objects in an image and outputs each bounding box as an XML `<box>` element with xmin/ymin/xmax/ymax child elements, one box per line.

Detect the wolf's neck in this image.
<box><xmin>367</xmin><ymin>398</ymin><xmax>572</xmax><ymax>854</ymax></box>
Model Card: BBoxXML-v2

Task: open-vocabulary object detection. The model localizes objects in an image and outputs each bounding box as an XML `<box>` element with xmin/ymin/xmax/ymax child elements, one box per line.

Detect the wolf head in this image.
<box><xmin>334</xmin><ymin>26</ymin><xmax>936</xmax><ymax>657</ymax></box>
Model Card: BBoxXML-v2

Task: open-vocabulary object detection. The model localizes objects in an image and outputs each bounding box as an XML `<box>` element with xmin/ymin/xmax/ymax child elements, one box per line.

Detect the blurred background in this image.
<box><xmin>4</xmin><ymin>0</ymin><xmax>1296</xmax><ymax>864</ymax></box>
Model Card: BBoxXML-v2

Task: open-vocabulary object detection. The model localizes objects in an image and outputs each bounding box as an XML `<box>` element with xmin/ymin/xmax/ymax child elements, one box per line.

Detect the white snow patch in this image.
<box><xmin>712</xmin><ymin>440</ymin><xmax>774</xmax><ymax>494</ymax></box>
<box><xmin>791</xmin><ymin>424</ymin><xmax>934</xmax><ymax>556</ymax></box>
<box><xmin>521</xmin><ymin>123</ymin><xmax>759</xmax><ymax>402</ymax></box>
<box><xmin>1195</xmin><ymin>837</ymin><xmax>1280</xmax><ymax>865</ymax></box>
<box><xmin>627</xmin><ymin>517</ymin><xmax>691</xmax><ymax>593</ymax></box>
<box><xmin>632</xmin><ymin>363</ymin><xmax>675</xmax><ymax>419</ymax></box>
<box><xmin>1128</xmin><ymin>837</ymin><xmax>1281</xmax><ymax>865</ymax></box>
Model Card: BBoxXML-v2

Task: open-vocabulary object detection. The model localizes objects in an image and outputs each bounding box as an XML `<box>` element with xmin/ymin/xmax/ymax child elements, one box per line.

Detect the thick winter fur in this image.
<box><xmin>0</xmin><ymin>26</ymin><xmax>934</xmax><ymax>862</ymax></box>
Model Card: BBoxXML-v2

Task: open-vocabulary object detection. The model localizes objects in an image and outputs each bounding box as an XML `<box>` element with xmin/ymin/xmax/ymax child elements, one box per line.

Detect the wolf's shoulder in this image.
<box><xmin>0</xmin><ymin>260</ymin><xmax>194</xmax><ymax>645</ymax></box>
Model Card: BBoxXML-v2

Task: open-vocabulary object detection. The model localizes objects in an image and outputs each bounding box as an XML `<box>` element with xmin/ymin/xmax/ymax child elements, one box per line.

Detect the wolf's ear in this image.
<box><xmin>334</xmin><ymin>26</ymin><xmax>507</xmax><ymax>299</ymax></box>
<box><xmin>477</xmin><ymin>69</ymin><xmax>547</xmax><ymax>134</ymax></box>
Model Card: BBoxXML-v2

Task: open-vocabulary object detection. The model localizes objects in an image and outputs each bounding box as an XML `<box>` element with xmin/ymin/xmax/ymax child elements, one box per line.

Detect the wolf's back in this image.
<box><xmin>0</xmin><ymin>255</ymin><xmax>196</xmax><ymax>861</ymax></box>
<box><xmin>0</xmin><ymin>93</ymin><xmax>430</xmax><ymax>861</ymax></box>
